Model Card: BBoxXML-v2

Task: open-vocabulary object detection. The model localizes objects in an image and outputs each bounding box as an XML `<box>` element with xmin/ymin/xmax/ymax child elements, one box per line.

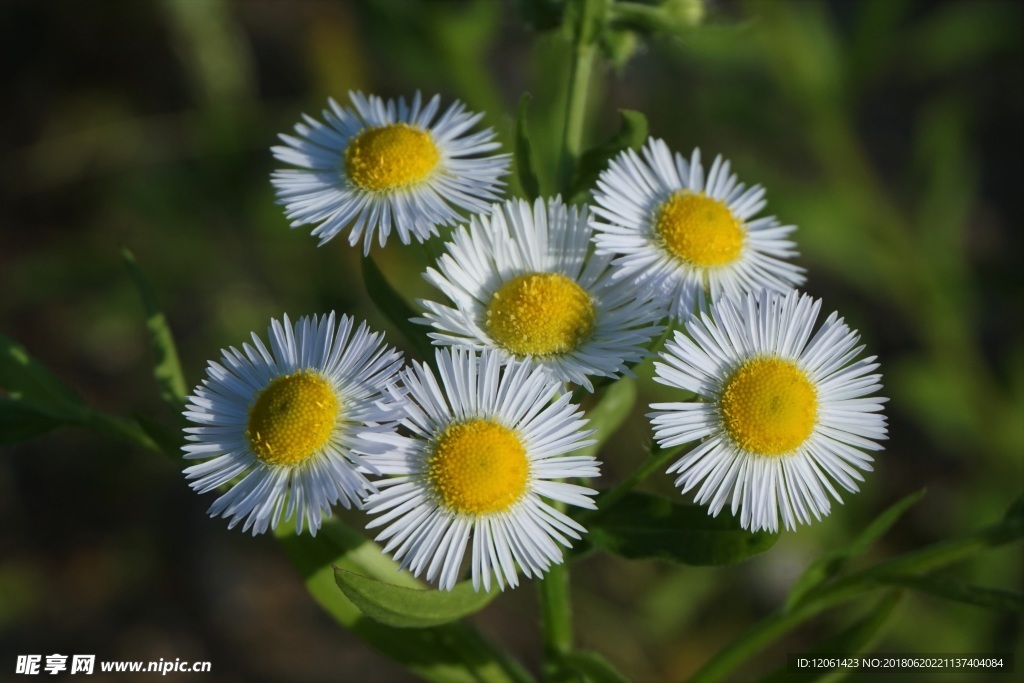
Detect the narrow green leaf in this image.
<box><xmin>0</xmin><ymin>334</ymin><xmax>85</xmax><ymax>415</ymax></box>
<box><xmin>850</xmin><ymin>488</ymin><xmax>928</xmax><ymax>553</ymax></box>
<box><xmin>786</xmin><ymin>489</ymin><xmax>926</xmax><ymax>611</ymax></box>
<box><xmin>76</xmin><ymin>411</ymin><xmax>162</xmax><ymax>453</ymax></box>
<box><xmin>334</xmin><ymin>567</ymin><xmax>498</xmax><ymax>628</ymax></box>
<box><xmin>573</xmin><ymin>377</ymin><xmax>636</xmax><ymax>459</ymax></box>
<box><xmin>515</xmin><ymin>93</ymin><xmax>541</xmax><ymax>201</ymax></box>
<box><xmin>691</xmin><ymin>508</ymin><xmax>1024</xmax><ymax>683</ymax></box>
<box><xmin>588</xmin><ymin>492</ymin><xmax>777</xmax><ymax>565</ymax></box>
<box><xmin>853</xmin><ymin>512</ymin><xmax>1024</xmax><ymax>586</ymax></box>
<box><xmin>763</xmin><ymin>591</ymin><xmax>902</xmax><ymax>683</ymax></box>
<box><xmin>569</xmin><ymin>110</ymin><xmax>648</xmax><ymax>202</ymax></box>
<box><xmin>133</xmin><ymin>412</ymin><xmax>184</xmax><ymax>458</ymax></box>
<box><xmin>0</xmin><ymin>396</ymin><xmax>163</xmax><ymax>453</ymax></box>
<box><xmin>122</xmin><ymin>249</ymin><xmax>187</xmax><ymax>409</ymax></box>
<box><xmin>559</xmin><ymin>651</ymin><xmax>629</xmax><ymax>683</ymax></box>
<box><xmin>277</xmin><ymin>520</ymin><xmax>533</xmax><ymax>683</ymax></box>
<box><xmin>0</xmin><ymin>334</ymin><xmax>168</xmax><ymax>454</ymax></box>
<box><xmin>0</xmin><ymin>397</ymin><xmax>64</xmax><ymax>444</ymax></box>
<box><xmin>881</xmin><ymin>574</ymin><xmax>1024</xmax><ymax>614</ymax></box>
<box><xmin>362</xmin><ymin>255</ymin><xmax>435</xmax><ymax>361</ymax></box>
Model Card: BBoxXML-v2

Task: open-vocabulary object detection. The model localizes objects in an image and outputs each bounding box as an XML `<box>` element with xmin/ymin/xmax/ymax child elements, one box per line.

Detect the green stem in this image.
<box><xmin>558</xmin><ymin>0</ymin><xmax>605</xmax><ymax>195</ymax></box>
<box><xmin>589</xmin><ymin>443</ymin><xmax>683</xmax><ymax>516</ymax></box>
<box><xmin>538</xmin><ymin>561</ymin><xmax>573</xmax><ymax>673</ymax></box>
<box><xmin>689</xmin><ymin>515</ymin><xmax>1024</xmax><ymax>683</ymax></box>
<box><xmin>537</xmin><ymin>0</ymin><xmax>606</xmax><ymax>672</ymax></box>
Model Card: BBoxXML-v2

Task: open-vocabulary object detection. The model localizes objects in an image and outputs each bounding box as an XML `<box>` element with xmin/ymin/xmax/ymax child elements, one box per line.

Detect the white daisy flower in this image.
<box><xmin>182</xmin><ymin>312</ymin><xmax>404</xmax><ymax>536</ymax></box>
<box><xmin>648</xmin><ymin>290</ymin><xmax>888</xmax><ymax>532</ymax></box>
<box><xmin>416</xmin><ymin>196</ymin><xmax>665</xmax><ymax>391</ymax></box>
<box><xmin>271</xmin><ymin>91</ymin><xmax>511</xmax><ymax>254</ymax></box>
<box><xmin>590</xmin><ymin>138</ymin><xmax>805</xmax><ymax>320</ymax></box>
<box><xmin>362</xmin><ymin>348</ymin><xmax>599</xmax><ymax>591</ymax></box>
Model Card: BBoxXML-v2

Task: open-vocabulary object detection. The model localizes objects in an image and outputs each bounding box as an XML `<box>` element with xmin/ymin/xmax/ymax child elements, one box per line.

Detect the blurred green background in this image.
<box><xmin>1</xmin><ymin>0</ymin><xmax>1021</xmax><ymax>680</ymax></box>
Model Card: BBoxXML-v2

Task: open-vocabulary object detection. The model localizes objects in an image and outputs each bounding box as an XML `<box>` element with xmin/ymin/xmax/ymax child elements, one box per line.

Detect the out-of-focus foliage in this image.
<box><xmin>1</xmin><ymin>0</ymin><xmax>1020</xmax><ymax>681</ymax></box>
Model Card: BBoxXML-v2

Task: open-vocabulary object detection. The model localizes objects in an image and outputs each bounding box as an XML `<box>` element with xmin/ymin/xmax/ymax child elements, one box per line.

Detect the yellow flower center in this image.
<box><xmin>655</xmin><ymin>191</ymin><xmax>745</xmax><ymax>267</ymax></box>
<box><xmin>247</xmin><ymin>372</ymin><xmax>339</xmax><ymax>466</ymax></box>
<box><xmin>720</xmin><ymin>357</ymin><xmax>818</xmax><ymax>456</ymax></box>
<box><xmin>485</xmin><ymin>272</ymin><xmax>596</xmax><ymax>357</ymax></box>
<box><xmin>344</xmin><ymin>123</ymin><xmax>441</xmax><ymax>192</ymax></box>
<box><xmin>427</xmin><ymin>419</ymin><xmax>529</xmax><ymax>515</ymax></box>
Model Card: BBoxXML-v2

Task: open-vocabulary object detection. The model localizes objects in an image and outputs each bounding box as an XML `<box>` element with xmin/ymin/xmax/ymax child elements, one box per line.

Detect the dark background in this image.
<box><xmin>1</xmin><ymin>1</ymin><xmax>1021</xmax><ymax>681</ymax></box>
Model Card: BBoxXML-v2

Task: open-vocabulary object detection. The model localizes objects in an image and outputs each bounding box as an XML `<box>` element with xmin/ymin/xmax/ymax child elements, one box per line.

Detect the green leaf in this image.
<box><xmin>515</xmin><ymin>93</ymin><xmax>541</xmax><ymax>201</ymax></box>
<box><xmin>854</xmin><ymin>509</ymin><xmax>1024</xmax><ymax>585</ymax></box>
<box><xmin>362</xmin><ymin>255</ymin><xmax>435</xmax><ymax>361</ymax></box>
<box><xmin>0</xmin><ymin>334</ymin><xmax>166</xmax><ymax>454</ymax></box>
<box><xmin>573</xmin><ymin>377</ymin><xmax>636</xmax><ymax>459</ymax></box>
<box><xmin>818</xmin><ymin>591</ymin><xmax>901</xmax><ymax>681</ymax></box>
<box><xmin>76</xmin><ymin>411</ymin><xmax>162</xmax><ymax>453</ymax></box>
<box><xmin>763</xmin><ymin>591</ymin><xmax>902</xmax><ymax>683</ymax></box>
<box><xmin>334</xmin><ymin>567</ymin><xmax>499</xmax><ymax>629</ymax></box>
<box><xmin>880</xmin><ymin>574</ymin><xmax>1024</xmax><ymax>614</ymax></box>
<box><xmin>588</xmin><ymin>492</ymin><xmax>777</xmax><ymax>566</ymax></box>
<box><xmin>558</xmin><ymin>651</ymin><xmax>629</xmax><ymax>683</ymax></box>
<box><xmin>123</xmin><ymin>249</ymin><xmax>188</xmax><ymax>409</ymax></box>
<box><xmin>690</xmin><ymin>506</ymin><xmax>1024</xmax><ymax>683</ymax></box>
<box><xmin>0</xmin><ymin>334</ymin><xmax>85</xmax><ymax>416</ymax></box>
<box><xmin>133</xmin><ymin>412</ymin><xmax>184</xmax><ymax>458</ymax></box>
<box><xmin>569</xmin><ymin>110</ymin><xmax>647</xmax><ymax>202</ymax></box>
<box><xmin>786</xmin><ymin>489</ymin><xmax>926</xmax><ymax>611</ymax></box>
<box><xmin>277</xmin><ymin>520</ymin><xmax>533</xmax><ymax>683</ymax></box>
<box><xmin>0</xmin><ymin>397</ymin><xmax>64</xmax><ymax>444</ymax></box>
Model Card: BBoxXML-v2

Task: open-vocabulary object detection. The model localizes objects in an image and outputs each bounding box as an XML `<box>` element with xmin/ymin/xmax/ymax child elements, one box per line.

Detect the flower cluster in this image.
<box><xmin>182</xmin><ymin>92</ymin><xmax>887</xmax><ymax>591</ymax></box>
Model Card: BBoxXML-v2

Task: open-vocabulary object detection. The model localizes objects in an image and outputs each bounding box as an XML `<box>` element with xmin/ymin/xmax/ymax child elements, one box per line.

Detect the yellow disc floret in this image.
<box><xmin>485</xmin><ymin>272</ymin><xmax>596</xmax><ymax>357</ymax></box>
<box><xmin>655</xmin><ymin>191</ymin><xmax>745</xmax><ymax>267</ymax></box>
<box><xmin>344</xmin><ymin>123</ymin><xmax>441</xmax><ymax>192</ymax></box>
<box><xmin>247</xmin><ymin>371</ymin><xmax>339</xmax><ymax>466</ymax></box>
<box><xmin>427</xmin><ymin>419</ymin><xmax>529</xmax><ymax>515</ymax></box>
<box><xmin>720</xmin><ymin>357</ymin><xmax>818</xmax><ymax>456</ymax></box>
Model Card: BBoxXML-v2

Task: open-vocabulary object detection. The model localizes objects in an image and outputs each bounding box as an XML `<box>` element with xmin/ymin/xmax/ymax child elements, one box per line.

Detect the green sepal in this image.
<box><xmin>515</xmin><ymin>93</ymin><xmax>542</xmax><ymax>201</ymax></box>
<box><xmin>587</xmin><ymin>492</ymin><xmax>777</xmax><ymax>565</ymax></box>
<box><xmin>123</xmin><ymin>249</ymin><xmax>187</xmax><ymax>410</ymax></box>
<box><xmin>333</xmin><ymin>566</ymin><xmax>500</xmax><ymax>628</ymax></box>
<box><xmin>569</xmin><ymin>110</ymin><xmax>647</xmax><ymax>203</ymax></box>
